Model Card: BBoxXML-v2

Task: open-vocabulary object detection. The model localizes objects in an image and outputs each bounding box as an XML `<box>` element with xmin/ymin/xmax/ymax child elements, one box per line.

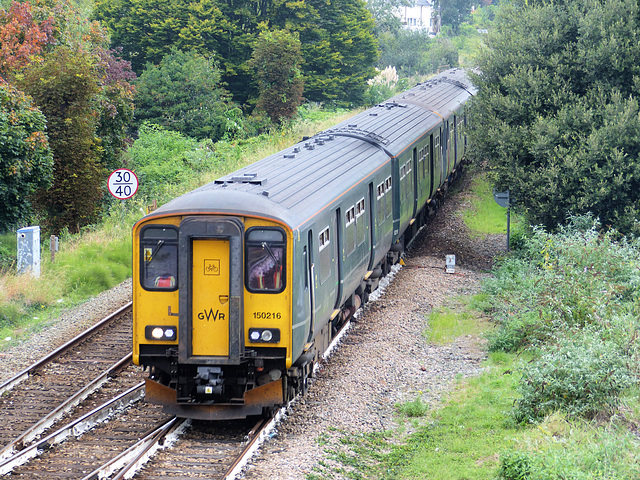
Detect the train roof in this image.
<box><xmin>141</xmin><ymin>68</ymin><xmax>475</xmax><ymax>231</ymax></box>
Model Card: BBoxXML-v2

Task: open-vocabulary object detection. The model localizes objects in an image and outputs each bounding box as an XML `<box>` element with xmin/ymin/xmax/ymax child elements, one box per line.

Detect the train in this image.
<box><xmin>131</xmin><ymin>68</ymin><xmax>476</xmax><ymax>420</ymax></box>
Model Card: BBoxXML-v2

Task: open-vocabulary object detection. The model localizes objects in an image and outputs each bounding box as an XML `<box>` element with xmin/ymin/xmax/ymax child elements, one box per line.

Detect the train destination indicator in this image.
<box><xmin>108</xmin><ymin>168</ymin><xmax>139</xmax><ymax>199</ymax></box>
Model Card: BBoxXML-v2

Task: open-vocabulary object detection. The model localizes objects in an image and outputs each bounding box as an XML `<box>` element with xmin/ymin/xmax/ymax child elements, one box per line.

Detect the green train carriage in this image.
<box><xmin>132</xmin><ymin>68</ymin><xmax>476</xmax><ymax>420</ymax></box>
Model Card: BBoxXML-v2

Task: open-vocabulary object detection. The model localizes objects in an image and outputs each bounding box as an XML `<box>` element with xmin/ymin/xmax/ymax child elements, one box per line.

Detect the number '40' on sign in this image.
<box><xmin>108</xmin><ymin>169</ymin><xmax>139</xmax><ymax>199</ymax></box>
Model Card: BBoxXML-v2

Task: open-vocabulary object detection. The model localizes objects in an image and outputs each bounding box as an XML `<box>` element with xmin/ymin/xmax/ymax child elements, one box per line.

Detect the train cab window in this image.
<box><xmin>140</xmin><ymin>226</ymin><xmax>179</xmax><ymax>291</ymax></box>
<box><xmin>246</xmin><ymin>228</ymin><xmax>286</xmax><ymax>293</ymax></box>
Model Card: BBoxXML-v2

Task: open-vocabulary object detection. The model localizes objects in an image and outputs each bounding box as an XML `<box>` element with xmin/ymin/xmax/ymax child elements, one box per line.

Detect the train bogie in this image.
<box><xmin>132</xmin><ymin>68</ymin><xmax>476</xmax><ymax>420</ymax></box>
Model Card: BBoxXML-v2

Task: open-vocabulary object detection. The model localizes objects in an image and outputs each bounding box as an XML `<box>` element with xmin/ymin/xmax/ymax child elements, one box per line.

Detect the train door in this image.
<box><xmin>334</xmin><ymin>209</ymin><xmax>343</xmax><ymax>308</ymax></box>
<box><xmin>306</xmin><ymin>231</ymin><xmax>316</xmax><ymax>342</ymax></box>
<box><xmin>453</xmin><ymin>115</ymin><xmax>458</xmax><ymax>167</ymax></box>
<box><xmin>367</xmin><ymin>182</ymin><xmax>376</xmax><ymax>270</ymax></box>
<box><xmin>178</xmin><ymin>216</ymin><xmax>245</xmax><ymax>365</ymax></box>
<box><xmin>412</xmin><ymin>147</ymin><xmax>418</xmax><ymax>218</ymax></box>
<box><xmin>191</xmin><ymin>238</ymin><xmax>230</xmax><ymax>356</ymax></box>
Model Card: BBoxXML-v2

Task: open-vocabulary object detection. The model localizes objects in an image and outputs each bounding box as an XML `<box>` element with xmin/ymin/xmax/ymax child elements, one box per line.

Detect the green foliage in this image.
<box><xmin>397</xmin><ymin>396</ymin><xmax>429</xmax><ymax>418</ymax></box>
<box><xmin>484</xmin><ymin>215</ymin><xmax>640</xmax><ymax>351</ymax></box>
<box><xmin>134</xmin><ymin>49</ymin><xmax>242</xmax><ymax>141</ymax></box>
<box><xmin>0</xmin><ymin>81</ymin><xmax>53</xmax><ymax>232</ymax></box>
<box><xmin>482</xmin><ymin>214</ymin><xmax>640</xmax><ymax>423</ymax></box>
<box><xmin>498</xmin><ymin>450</ymin><xmax>533</xmax><ymax>480</ymax></box>
<box><xmin>499</xmin><ymin>420</ymin><xmax>640</xmax><ymax>479</ymax></box>
<box><xmin>95</xmin><ymin>48</ymin><xmax>136</xmax><ymax>172</ymax></box>
<box><xmin>426</xmin><ymin>306</ymin><xmax>480</xmax><ymax>344</ymax></box>
<box><xmin>376</xmin><ymin>30</ymin><xmax>461</xmax><ymax>77</ymax></box>
<box><xmin>125</xmin><ymin>123</ymin><xmax>217</xmax><ymax>198</ymax></box>
<box><xmin>462</xmin><ymin>175</ymin><xmax>510</xmax><ymax>237</ymax></box>
<box><xmin>512</xmin><ymin>333</ymin><xmax>634</xmax><ymax>423</ymax></box>
<box><xmin>377</xmin><ymin>29</ymin><xmax>435</xmax><ymax>76</ymax></box>
<box><xmin>468</xmin><ymin>0</ymin><xmax>640</xmax><ymax>236</ymax></box>
<box><xmin>250</xmin><ymin>29</ymin><xmax>304</xmax><ymax>124</ymax></box>
<box><xmin>0</xmin><ymin>233</ymin><xmax>17</xmax><ymax>272</ymax></box>
<box><xmin>60</xmin><ymin>242</ymin><xmax>131</xmax><ymax>299</ymax></box>
<box><xmin>18</xmin><ymin>45</ymin><xmax>104</xmax><ymax>233</ymax></box>
<box><xmin>94</xmin><ymin>0</ymin><xmax>379</xmax><ymax>107</ymax></box>
<box><xmin>436</xmin><ymin>0</ymin><xmax>474</xmax><ymax>34</ymax></box>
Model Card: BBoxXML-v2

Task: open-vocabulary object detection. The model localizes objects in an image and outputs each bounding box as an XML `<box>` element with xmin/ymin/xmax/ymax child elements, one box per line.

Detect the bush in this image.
<box><xmin>397</xmin><ymin>396</ymin><xmax>429</xmax><ymax>417</ymax></box>
<box><xmin>126</xmin><ymin>124</ymin><xmax>216</xmax><ymax>198</ymax></box>
<box><xmin>498</xmin><ymin>450</ymin><xmax>533</xmax><ymax>480</ymax></box>
<box><xmin>512</xmin><ymin>334</ymin><xmax>634</xmax><ymax>423</ymax></box>
<box><xmin>134</xmin><ymin>49</ymin><xmax>242</xmax><ymax>141</ymax></box>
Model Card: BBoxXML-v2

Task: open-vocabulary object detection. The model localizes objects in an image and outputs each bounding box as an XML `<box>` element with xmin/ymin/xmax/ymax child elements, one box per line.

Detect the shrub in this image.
<box><xmin>126</xmin><ymin>124</ymin><xmax>216</xmax><ymax>198</ymax></box>
<box><xmin>498</xmin><ymin>450</ymin><xmax>533</xmax><ymax>480</ymax></box>
<box><xmin>512</xmin><ymin>334</ymin><xmax>634</xmax><ymax>423</ymax></box>
<box><xmin>397</xmin><ymin>396</ymin><xmax>429</xmax><ymax>417</ymax></box>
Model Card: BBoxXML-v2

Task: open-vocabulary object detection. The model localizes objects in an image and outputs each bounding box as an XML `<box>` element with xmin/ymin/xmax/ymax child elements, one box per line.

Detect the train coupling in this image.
<box><xmin>195</xmin><ymin>366</ymin><xmax>224</xmax><ymax>396</ymax></box>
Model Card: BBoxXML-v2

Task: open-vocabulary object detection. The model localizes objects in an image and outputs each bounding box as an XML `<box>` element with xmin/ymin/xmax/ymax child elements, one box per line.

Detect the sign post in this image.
<box><xmin>493</xmin><ymin>189</ymin><xmax>511</xmax><ymax>252</ymax></box>
<box><xmin>108</xmin><ymin>169</ymin><xmax>139</xmax><ymax>200</ymax></box>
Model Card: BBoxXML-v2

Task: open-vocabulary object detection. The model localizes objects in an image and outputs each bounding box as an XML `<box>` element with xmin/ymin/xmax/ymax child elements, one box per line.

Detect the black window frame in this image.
<box><xmin>139</xmin><ymin>225</ymin><xmax>180</xmax><ymax>292</ymax></box>
<box><xmin>245</xmin><ymin>226</ymin><xmax>287</xmax><ymax>294</ymax></box>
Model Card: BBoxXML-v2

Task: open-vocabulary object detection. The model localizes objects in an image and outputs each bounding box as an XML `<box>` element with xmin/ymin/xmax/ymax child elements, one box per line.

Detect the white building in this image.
<box><xmin>396</xmin><ymin>0</ymin><xmax>438</xmax><ymax>34</ymax></box>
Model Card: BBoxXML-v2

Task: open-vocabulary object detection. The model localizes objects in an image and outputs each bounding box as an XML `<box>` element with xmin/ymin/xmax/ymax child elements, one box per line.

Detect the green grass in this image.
<box><xmin>462</xmin><ymin>175</ymin><xmax>511</xmax><ymax>236</ymax></box>
<box><xmin>425</xmin><ymin>303</ymin><xmax>484</xmax><ymax>344</ymax></box>
<box><xmin>307</xmin><ymin>351</ymin><xmax>521</xmax><ymax>480</ymax></box>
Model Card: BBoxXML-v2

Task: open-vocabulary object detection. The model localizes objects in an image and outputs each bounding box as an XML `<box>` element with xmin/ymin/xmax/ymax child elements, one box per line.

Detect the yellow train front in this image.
<box><xmin>132</xmin><ymin>196</ymin><xmax>305</xmax><ymax>420</ymax></box>
<box><xmin>132</xmin><ymin>68</ymin><xmax>476</xmax><ymax>420</ymax></box>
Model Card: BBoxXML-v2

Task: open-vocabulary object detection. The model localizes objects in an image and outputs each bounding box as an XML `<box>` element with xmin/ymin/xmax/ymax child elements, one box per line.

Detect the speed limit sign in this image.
<box><xmin>108</xmin><ymin>169</ymin><xmax>139</xmax><ymax>199</ymax></box>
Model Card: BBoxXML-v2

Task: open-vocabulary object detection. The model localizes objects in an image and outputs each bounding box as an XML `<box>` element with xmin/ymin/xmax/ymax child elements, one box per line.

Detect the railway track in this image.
<box><xmin>0</xmin><ymin>302</ymin><xmax>139</xmax><ymax>462</ymax></box>
<box><xmin>0</xmin><ymin>274</ymin><xmax>389</xmax><ymax>479</ymax></box>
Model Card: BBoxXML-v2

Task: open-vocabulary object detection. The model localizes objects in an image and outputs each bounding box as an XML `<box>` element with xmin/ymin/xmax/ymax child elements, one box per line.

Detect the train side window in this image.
<box><xmin>318</xmin><ymin>226</ymin><xmax>332</xmax><ymax>284</ymax></box>
<box><xmin>246</xmin><ymin>228</ymin><xmax>286</xmax><ymax>293</ymax></box>
<box><xmin>355</xmin><ymin>198</ymin><xmax>366</xmax><ymax>246</ymax></box>
<box><xmin>345</xmin><ymin>206</ymin><xmax>356</xmax><ymax>256</ymax></box>
<box><xmin>385</xmin><ymin>176</ymin><xmax>393</xmax><ymax>218</ymax></box>
<box><xmin>376</xmin><ymin>182</ymin><xmax>385</xmax><ymax>226</ymax></box>
<box><xmin>140</xmin><ymin>226</ymin><xmax>179</xmax><ymax>291</ymax></box>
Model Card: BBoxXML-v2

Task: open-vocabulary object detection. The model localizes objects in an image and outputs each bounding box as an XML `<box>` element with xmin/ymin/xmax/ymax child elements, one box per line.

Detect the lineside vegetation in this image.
<box><xmin>310</xmin><ymin>191</ymin><xmax>640</xmax><ymax>478</ymax></box>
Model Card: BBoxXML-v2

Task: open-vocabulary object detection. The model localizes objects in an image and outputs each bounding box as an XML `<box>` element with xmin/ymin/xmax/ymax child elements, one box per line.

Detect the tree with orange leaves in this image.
<box><xmin>0</xmin><ymin>1</ymin><xmax>55</xmax><ymax>81</ymax></box>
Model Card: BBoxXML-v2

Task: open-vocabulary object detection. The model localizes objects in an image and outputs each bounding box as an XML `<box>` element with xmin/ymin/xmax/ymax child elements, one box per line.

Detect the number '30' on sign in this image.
<box><xmin>108</xmin><ymin>169</ymin><xmax>139</xmax><ymax>199</ymax></box>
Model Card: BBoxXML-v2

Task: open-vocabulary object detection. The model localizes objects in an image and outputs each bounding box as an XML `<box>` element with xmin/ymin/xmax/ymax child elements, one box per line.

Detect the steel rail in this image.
<box><xmin>0</xmin><ymin>352</ymin><xmax>133</xmax><ymax>461</ymax></box>
<box><xmin>0</xmin><ymin>301</ymin><xmax>133</xmax><ymax>396</ymax></box>
<box><xmin>82</xmin><ymin>416</ymin><xmax>188</xmax><ymax>480</ymax></box>
<box><xmin>223</xmin><ymin>418</ymin><xmax>271</xmax><ymax>480</ymax></box>
<box><xmin>0</xmin><ymin>382</ymin><xmax>145</xmax><ymax>476</ymax></box>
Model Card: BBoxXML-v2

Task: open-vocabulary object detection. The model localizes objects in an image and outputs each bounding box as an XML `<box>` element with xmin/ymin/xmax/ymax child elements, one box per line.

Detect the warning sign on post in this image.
<box><xmin>108</xmin><ymin>169</ymin><xmax>139</xmax><ymax>199</ymax></box>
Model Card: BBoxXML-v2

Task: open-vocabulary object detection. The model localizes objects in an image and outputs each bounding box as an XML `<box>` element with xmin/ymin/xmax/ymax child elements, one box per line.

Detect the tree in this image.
<box><xmin>95</xmin><ymin>48</ymin><xmax>136</xmax><ymax>172</ymax></box>
<box><xmin>134</xmin><ymin>49</ymin><xmax>242</xmax><ymax>141</ymax></box>
<box><xmin>18</xmin><ymin>46</ymin><xmax>104</xmax><ymax>232</ymax></box>
<box><xmin>0</xmin><ymin>80</ymin><xmax>53</xmax><ymax>231</ymax></box>
<box><xmin>365</xmin><ymin>0</ymin><xmax>404</xmax><ymax>35</ymax></box>
<box><xmin>435</xmin><ymin>0</ymin><xmax>473</xmax><ymax>34</ymax></box>
<box><xmin>0</xmin><ymin>0</ymin><xmax>55</xmax><ymax>81</ymax></box>
<box><xmin>250</xmin><ymin>29</ymin><xmax>304</xmax><ymax>123</ymax></box>
<box><xmin>93</xmin><ymin>0</ymin><xmax>379</xmax><ymax>107</ymax></box>
<box><xmin>467</xmin><ymin>0</ymin><xmax>640</xmax><ymax>235</ymax></box>
<box><xmin>300</xmin><ymin>0</ymin><xmax>379</xmax><ymax>106</ymax></box>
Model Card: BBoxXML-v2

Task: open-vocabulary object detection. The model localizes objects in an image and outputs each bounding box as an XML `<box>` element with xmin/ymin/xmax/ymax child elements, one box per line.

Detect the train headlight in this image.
<box><xmin>145</xmin><ymin>325</ymin><xmax>177</xmax><ymax>341</ymax></box>
<box><xmin>248</xmin><ymin>328</ymin><xmax>280</xmax><ymax>343</ymax></box>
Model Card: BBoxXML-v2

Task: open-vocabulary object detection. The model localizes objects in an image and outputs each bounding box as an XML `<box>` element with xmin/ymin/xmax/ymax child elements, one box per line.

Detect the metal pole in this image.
<box><xmin>507</xmin><ymin>207</ymin><xmax>511</xmax><ymax>252</ymax></box>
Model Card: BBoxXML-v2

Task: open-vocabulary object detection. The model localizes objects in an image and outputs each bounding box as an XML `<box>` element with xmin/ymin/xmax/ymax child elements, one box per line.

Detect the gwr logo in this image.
<box><xmin>198</xmin><ymin>308</ymin><xmax>226</xmax><ymax>322</ymax></box>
